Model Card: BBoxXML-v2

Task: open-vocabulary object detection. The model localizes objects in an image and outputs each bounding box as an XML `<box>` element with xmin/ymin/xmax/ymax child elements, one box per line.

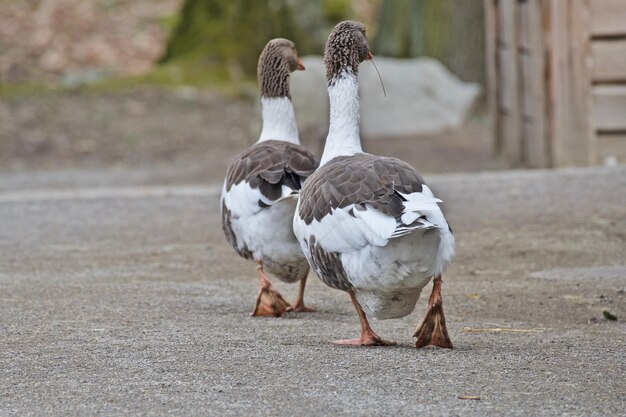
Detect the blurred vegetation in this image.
<box><xmin>0</xmin><ymin>0</ymin><xmax>485</xmax><ymax>96</ymax></box>
<box><xmin>160</xmin><ymin>0</ymin><xmax>483</xmax><ymax>85</ymax></box>
<box><xmin>374</xmin><ymin>0</ymin><xmax>484</xmax><ymax>83</ymax></box>
<box><xmin>160</xmin><ymin>0</ymin><xmax>353</xmax><ymax>82</ymax></box>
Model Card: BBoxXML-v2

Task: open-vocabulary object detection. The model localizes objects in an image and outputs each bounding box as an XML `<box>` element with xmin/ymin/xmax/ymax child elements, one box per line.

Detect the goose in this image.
<box><xmin>221</xmin><ymin>39</ymin><xmax>319</xmax><ymax>317</ymax></box>
<box><xmin>293</xmin><ymin>21</ymin><xmax>455</xmax><ymax>347</ymax></box>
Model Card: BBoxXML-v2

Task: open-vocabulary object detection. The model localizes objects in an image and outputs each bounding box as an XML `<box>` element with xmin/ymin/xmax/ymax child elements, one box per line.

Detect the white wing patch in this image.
<box><xmin>280</xmin><ymin>185</ymin><xmax>299</xmax><ymax>200</ymax></box>
<box><xmin>351</xmin><ymin>205</ymin><xmax>397</xmax><ymax>245</ymax></box>
<box><xmin>222</xmin><ymin>180</ymin><xmax>298</xmax><ymax>219</ymax></box>
<box><xmin>296</xmin><ymin>204</ymin><xmax>392</xmax><ymax>254</ymax></box>
<box><xmin>222</xmin><ymin>180</ymin><xmax>263</xmax><ymax>218</ymax></box>
<box><xmin>295</xmin><ymin>184</ymin><xmax>447</xmax><ymax>254</ymax></box>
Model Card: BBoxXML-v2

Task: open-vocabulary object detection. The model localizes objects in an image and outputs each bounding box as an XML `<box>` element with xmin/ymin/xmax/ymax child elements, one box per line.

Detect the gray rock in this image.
<box><xmin>290</xmin><ymin>56</ymin><xmax>482</xmax><ymax>139</ymax></box>
<box><xmin>290</xmin><ymin>56</ymin><xmax>329</xmax><ymax>139</ymax></box>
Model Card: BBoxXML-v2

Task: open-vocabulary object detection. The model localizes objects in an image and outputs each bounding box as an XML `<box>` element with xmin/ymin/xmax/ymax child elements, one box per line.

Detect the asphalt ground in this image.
<box><xmin>1</xmin><ymin>166</ymin><xmax>625</xmax><ymax>416</ymax></box>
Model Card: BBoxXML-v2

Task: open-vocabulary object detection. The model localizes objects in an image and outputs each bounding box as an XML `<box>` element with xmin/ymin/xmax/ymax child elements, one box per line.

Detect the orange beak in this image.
<box><xmin>366</xmin><ymin>51</ymin><xmax>374</xmax><ymax>61</ymax></box>
<box><xmin>296</xmin><ymin>58</ymin><xmax>306</xmax><ymax>71</ymax></box>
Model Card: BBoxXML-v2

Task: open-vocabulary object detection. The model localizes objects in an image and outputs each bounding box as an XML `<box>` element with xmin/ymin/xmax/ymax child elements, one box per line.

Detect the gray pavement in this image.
<box><xmin>1</xmin><ymin>166</ymin><xmax>625</xmax><ymax>416</ymax></box>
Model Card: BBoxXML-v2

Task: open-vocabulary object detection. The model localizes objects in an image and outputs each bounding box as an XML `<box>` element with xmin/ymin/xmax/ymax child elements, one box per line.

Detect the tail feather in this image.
<box><xmin>392</xmin><ymin>190</ymin><xmax>443</xmax><ymax>239</ymax></box>
<box><xmin>392</xmin><ymin>217</ymin><xmax>439</xmax><ymax>238</ymax></box>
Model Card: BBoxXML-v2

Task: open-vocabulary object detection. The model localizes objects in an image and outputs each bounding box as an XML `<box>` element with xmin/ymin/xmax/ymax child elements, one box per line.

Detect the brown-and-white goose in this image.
<box><xmin>293</xmin><ymin>21</ymin><xmax>455</xmax><ymax>347</ymax></box>
<box><xmin>221</xmin><ymin>39</ymin><xmax>319</xmax><ymax>317</ymax></box>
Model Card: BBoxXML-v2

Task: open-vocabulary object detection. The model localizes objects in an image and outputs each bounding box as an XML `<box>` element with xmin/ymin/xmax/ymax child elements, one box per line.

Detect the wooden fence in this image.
<box><xmin>485</xmin><ymin>0</ymin><xmax>626</xmax><ymax>167</ymax></box>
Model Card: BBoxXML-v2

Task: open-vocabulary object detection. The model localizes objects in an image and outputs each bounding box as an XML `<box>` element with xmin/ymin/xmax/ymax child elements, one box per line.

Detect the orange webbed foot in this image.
<box><xmin>413</xmin><ymin>276</ymin><xmax>453</xmax><ymax>349</ymax></box>
<box><xmin>287</xmin><ymin>301</ymin><xmax>316</xmax><ymax>313</ymax></box>
<box><xmin>334</xmin><ymin>330</ymin><xmax>396</xmax><ymax>347</ymax></box>
<box><xmin>250</xmin><ymin>280</ymin><xmax>291</xmax><ymax>317</ymax></box>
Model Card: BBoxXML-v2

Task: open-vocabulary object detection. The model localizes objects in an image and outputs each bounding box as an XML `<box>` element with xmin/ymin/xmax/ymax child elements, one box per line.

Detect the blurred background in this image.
<box><xmin>0</xmin><ymin>0</ymin><xmax>510</xmax><ymax>181</ymax></box>
<box><xmin>0</xmin><ymin>0</ymin><xmax>626</xmax><ymax>181</ymax></box>
<box><xmin>2</xmin><ymin>4</ymin><xmax>625</xmax><ymax>413</ymax></box>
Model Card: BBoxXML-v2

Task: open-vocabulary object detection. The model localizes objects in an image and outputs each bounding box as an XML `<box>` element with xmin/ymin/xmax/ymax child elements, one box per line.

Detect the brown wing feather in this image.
<box><xmin>298</xmin><ymin>153</ymin><xmax>425</xmax><ymax>225</ymax></box>
<box><xmin>225</xmin><ymin>140</ymin><xmax>319</xmax><ymax>203</ymax></box>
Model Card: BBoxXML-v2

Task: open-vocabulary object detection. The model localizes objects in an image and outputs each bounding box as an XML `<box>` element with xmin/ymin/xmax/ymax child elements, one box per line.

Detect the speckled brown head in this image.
<box><xmin>257</xmin><ymin>38</ymin><xmax>305</xmax><ymax>98</ymax></box>
<box><xmin>324</xmin><ymin>21</ymin><xmax>371</xmax><ymax>83</ymax></box>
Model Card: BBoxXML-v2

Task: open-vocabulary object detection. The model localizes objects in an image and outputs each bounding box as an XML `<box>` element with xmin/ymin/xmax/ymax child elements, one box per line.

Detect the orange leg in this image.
<box><xmin>287</xmin><ymin>274</ymin><xmax>316</xmax><ymax>313</ymax></box>
<box><xmin>413</xmin><ymin>275</ymin><xmax>453</xmax><ymax>349</ymax></box>
<box><xmin>250</xmin><ymin>261</ymin><xmax>291</xmax><ymax>317</ymax></box>
<box><xmin>334</xmin><ymin>291</ymin><xmax>396</xmax><ymax>346</ymax></box>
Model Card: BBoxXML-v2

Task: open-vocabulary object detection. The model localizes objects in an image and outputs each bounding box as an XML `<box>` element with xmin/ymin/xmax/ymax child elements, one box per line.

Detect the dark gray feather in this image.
<box><xmin>298</xmin><ymin>153</ymin><xmax>426</xmax><ymax>225</ymax></box>
<box><xmin>225</xmin><ymin>140</ymin><xmax>319</xmax><ymax>204</ymax></box>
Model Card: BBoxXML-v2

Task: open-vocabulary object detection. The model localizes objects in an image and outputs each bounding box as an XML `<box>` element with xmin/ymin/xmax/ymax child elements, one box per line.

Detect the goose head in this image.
<box><xmin>257</xmin><ymin>38</ymin><xmax>305</xmax><ymax>99</ymax></box>
<box><xmin>324</xmin><ymin>20</ymin><xmax>372</xmax><ymax>83</ymax></box>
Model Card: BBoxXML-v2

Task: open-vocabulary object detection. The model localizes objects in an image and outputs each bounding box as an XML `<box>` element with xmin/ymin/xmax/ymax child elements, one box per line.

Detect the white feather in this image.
<box><xmin>296</xmin><ymin>204</ymin><xmax>397</xmax><ymax>254</ymax></box>
<box><xmin>397</xmin><ymin>190</ymin><xmax>442</xmax><ymax>212</ymax></box>
<box><xmin>222</xmin><ymin>180</ymin><xmax>263</xmax><ymax>218</ymax></box>
<box><xmin>258</xmin><ymin>97</ymin><xmax>300</xmax><ymax>144</ymax></box>
<box><xmin>319</xmin><ymin>71</ymin><xmax>363</xmax><ymax>166</ymax></box>
<box><xmin>352</xmin><ymin>206</ymin><xmax>397</xmax><ymax>245</ymax></box>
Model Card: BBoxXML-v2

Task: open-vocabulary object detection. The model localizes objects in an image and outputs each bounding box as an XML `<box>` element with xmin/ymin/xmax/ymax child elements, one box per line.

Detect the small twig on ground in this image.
<box><xmin>461</xmin><ymin>327</ymin><xmax>546</xmax><ymax>333</ymax></box>
<box><xmin>458</xmin><ymin>395</ymin><xmax>481</xmax><ymax>400</ymax></box>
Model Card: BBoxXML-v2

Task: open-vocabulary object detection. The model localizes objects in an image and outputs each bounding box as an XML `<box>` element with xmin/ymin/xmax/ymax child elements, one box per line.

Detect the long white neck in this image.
<box><xmin>258</xmin><ymin>96</ymin><xmax>300</xmax><ymax>144</ymax></box>
<box><xmin>320</xmin><ymin>70</ymin><xmax>362</xmax><ymax>166</ymax></box>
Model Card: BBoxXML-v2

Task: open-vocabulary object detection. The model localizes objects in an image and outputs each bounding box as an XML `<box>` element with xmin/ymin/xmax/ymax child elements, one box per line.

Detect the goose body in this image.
<box><xmin>293</xmin><ymin>21</ymin><xmax>454</xmax><ymax>346</ymax></box>
<box><xmin>294</xmin><ymin>153</ymin><xmax>454</xmax><ymax>319</ymax></box>
<box><xmin>221</xmin><ymin>39</ymin><xmax>319</xmax><ymax>316</ymax></box>
<box><xmin>222</xmin><ymin>138</ymin><xmax>317</xmax><ymax>282</ymax></box>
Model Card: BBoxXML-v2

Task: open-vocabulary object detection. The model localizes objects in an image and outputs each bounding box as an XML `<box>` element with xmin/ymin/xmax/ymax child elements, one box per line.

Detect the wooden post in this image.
<box><xmin>484</xmin><ymin>0</ymin><xmax>499</xmax><ymax>155</ymax></box>
<box><xmin>498</xmin><ymin>0</ymin><xmax>523</xmax><ymax>165</ymax></box>
<box><xmin>548</xmin><ymin>0</ymin><xmax>594</xmax><ymax>167</ymax></box>
<box><xmin>519</xmin><ymin>0</ymin><xmax>549</xmax><ymax>168</ymax></box>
